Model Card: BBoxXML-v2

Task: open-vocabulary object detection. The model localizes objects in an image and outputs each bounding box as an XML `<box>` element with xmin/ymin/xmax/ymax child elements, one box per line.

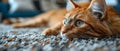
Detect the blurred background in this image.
<box><xmin>0</xmin><ymin>0</ymin><xmax>120</xmax><ymax>22</ymax></box>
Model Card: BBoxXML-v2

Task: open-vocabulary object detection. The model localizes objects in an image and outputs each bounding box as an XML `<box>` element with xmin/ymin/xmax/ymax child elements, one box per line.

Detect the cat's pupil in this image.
<box><xmin>63</xmin><ymin>19</ymin><xmax>68</xmax><ymax>24</ymax></box>
<box><xmin>75</xmin><ymin>20</ymin><xmax>84</xmax><ymax>27</ymax></box>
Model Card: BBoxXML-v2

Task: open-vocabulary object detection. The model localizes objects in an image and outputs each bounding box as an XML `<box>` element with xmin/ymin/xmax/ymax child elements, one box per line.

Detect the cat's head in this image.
<box><xmin>61</xmin><ymin>0</ymin><xmax>112</xmax><ymax>39</ymax></box>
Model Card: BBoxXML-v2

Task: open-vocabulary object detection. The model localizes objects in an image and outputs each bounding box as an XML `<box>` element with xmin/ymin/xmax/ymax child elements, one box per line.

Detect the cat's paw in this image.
<box><xmin>12</xmin><ymin>23</ymin><xmax>24</xmax><ymax>28</ymax></box>
<box><xmin>42</xmin><ymin>28</ymin><xmax>52</xmax><ymax>35</ymax></box>
<box><xmin>42</xmin><ymin>28</ymin><xmax>58</xmax><ymax>36</ymax></box>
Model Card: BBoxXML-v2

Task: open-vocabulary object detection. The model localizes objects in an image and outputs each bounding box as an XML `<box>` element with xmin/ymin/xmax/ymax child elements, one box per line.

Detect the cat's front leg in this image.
<box><xmin>42</xmin><ymin>22</ymin><xmax>63</xmax><ymax>36</ymax></box>
<box><xmin>42</xmin><ymin>28</ymin><xmax>59</xmax><ymax>36</ymax></box>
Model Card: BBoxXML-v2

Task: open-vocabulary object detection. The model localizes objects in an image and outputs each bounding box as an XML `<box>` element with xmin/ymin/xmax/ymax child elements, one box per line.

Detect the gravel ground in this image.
<box><xmin>0</xmin><ymin>24</ymin><xmax>120</xmax><ymax>51</ymax></box>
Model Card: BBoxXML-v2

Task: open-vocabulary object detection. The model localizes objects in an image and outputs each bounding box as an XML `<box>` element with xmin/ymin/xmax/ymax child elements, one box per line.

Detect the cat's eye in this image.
<box><xmin>75</xmin><ymin>20</ymin><xmax>84</xmax><ymax>27</ymax></box>
<box><xmin>63</xmin><ymin>18</ymin><xmax>69</xmax><ymax>24</ymax></box>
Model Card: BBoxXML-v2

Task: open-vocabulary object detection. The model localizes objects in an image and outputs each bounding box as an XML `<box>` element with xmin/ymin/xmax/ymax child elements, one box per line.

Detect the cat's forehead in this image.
<box><xmin>65</xmin><ymin>8</ymin><xmax>87</xmax><ymax>19</ymax></box>
<box><xmin>66</xmin><ymin>13</ymin><xmax>79</xmax><ymax>19</ymax></box>
<box><xmin>66</xmin><ymin>12</ymin><xmax>86</xmax><ymax>19</ymax></box>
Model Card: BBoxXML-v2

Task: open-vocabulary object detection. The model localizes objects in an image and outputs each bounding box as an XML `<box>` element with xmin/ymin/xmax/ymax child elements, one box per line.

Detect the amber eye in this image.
<box><xmin>63</xmin><ymin>18</ymin><xmax>69</xmax><ymax>24</ymax></box>
<box><xmin>75</xmin><ymin>20</ymin><xmax>84</xmax><ymax>27</ymax></box>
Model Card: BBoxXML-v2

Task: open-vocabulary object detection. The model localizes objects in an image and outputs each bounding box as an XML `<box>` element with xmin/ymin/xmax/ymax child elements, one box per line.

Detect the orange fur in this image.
<box><xmin>12</xmin><ymin>0</ymin><xmax>120</xmax><ymax>39</ymax></box>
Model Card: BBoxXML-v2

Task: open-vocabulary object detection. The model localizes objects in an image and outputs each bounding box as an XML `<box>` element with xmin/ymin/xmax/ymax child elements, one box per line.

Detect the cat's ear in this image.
<box><xmin>87</xmin><ymin>0</ymin><xmax>106</xmax><ymax>20</ymax></box>
<box><xmin>66</xmin><ymin>0</ymin><xmax>79</xmax><ymax>11</ymax></box>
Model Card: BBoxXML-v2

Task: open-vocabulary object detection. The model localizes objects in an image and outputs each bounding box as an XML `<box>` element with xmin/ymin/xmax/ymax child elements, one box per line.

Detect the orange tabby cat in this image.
<box><xmin>13</xmin><ymin>0</ymin><xmax>120</xmax><ymax>39</ymax></box>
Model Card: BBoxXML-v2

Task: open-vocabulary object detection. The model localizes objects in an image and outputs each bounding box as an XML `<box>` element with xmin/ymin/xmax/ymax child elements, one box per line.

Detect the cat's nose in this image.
<box><xmin>61</xmin><ymin>30</ymin><xmax>67</xmax><ymax>34</ymax></box>
<box><xmin>61</xmin><ymin>26</ymin><xmax>73</xmax><ymax>34</ymax></box>
<box><xmin>61</xmin><ymin>29</ymin><xmax>66</xmax><ymax>34</ymax></box>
